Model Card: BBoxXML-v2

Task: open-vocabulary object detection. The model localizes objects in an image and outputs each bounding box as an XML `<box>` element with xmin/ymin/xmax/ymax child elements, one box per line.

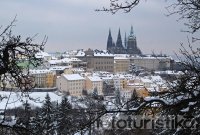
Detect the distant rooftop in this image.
<box><xmin>76</xmin><ymin>49</ymin><xmax>114</xmax><ymax>57</ymax></box>
<box><xmin>63</xmin><ymin>74</ymin><xmax>85</xmax><ymax>81</ymax></box>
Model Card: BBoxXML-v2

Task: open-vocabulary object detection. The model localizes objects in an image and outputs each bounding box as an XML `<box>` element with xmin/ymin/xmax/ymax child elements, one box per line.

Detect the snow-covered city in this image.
<box><xmin>0</xmin><ymin>0</ymin><xmax>200</xmax><ymax>135</ymax></box>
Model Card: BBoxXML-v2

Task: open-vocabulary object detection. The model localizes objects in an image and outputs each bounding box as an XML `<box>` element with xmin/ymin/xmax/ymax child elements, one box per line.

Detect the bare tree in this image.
<box><xmin>98</xmin><ymin>0</ymin><xmax>200</xmax><ymax>34</ymax></box>
<box><xmin>0</xmin><ymin>17</ymin><xmax>46</xmax><ymax>91</ymax></box>
<box><xmin>166</xmin><ymin>0</ymin><xmax>200</xmax><ymax>33</ymax></box>
<box><xmin>0</xmin><ymin>17</ymin><xmax>45</xmax><ymax>134</ymax></box>
<box><xmin>96</xmin><ymin>0</ymin><xmax>140</xmax><ymax>14</ymax></box>
<box><xmin>154</xmin><ymin>44</ymin><xmax>200</xmax><ymax>134</ymax></box>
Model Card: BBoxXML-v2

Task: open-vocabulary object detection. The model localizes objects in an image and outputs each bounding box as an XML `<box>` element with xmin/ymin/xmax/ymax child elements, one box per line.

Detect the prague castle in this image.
<box><xmin>107</xmin><ymin>26</ymin><xmax>142</xmax><ymax>55</ymax></box>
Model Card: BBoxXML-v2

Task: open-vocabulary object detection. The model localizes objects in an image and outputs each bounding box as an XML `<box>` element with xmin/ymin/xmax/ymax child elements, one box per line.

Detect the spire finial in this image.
<box><xmin>118</xmin><ymin>28</ymin><xmax>121</xmax><ymax>36</ymax></box>
<box><xmin>130</xmin><ymin>25</ymin><xmax>134</xmax><ymax>35</ymax></box>
<box><xmin>109</xmin><ymin>28</ymin><xmax>111</xmax><ymax>36</ymax></box>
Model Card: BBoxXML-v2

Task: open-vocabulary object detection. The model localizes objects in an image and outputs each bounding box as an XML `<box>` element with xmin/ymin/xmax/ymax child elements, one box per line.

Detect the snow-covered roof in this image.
<box><xmin>60</xmin><ymin>58</ymin><xmax>71</xmax><ymax>63</ymax></box>
<box><xmin>51</xmin><ymin>56</ymin><xmax>57</xmax><ymax>60</ymax></box>
<box><xmin>63</xmin><ymin>74</ymin><xmax>85</xmax><ymax>80</ymax></box>
<box><xmin>130</xmin><ymin>55</ymin><xmax>172</xmax><ymax>60</ymax></box>
<box><xmin>87</xmin><ymin>76</ymin><xmax>102</xmax><ymax>82</ymax></box>
<box><xmin>113</xmin><ymin>74</ymin><xmax>126</xmax><ymax>79</ymax></box>
<box><xmin>48</xmin><ymin>58</ymin><xmax>82</xmax><ymax>65</ymax></box>
<box><xmin>99</xmin><ymin>75</ymin><xmax>113</xmax><ymax>81</ymax></box>
<box><xmin>71</xmin><ymin>68</ymin><xmax>85</xmax><ymax>72</ymax></box>
<box><xmin>127</xmin><ymin>83</ymin><xmax>144</xmax><ymax>87</ymax></box>
<box><xmin>124</xmin><ymin>74</ymin><xmax>135</xmax><ymax>79</ymax></box>
<box><xmin>114</xmin><ymin>54</ymin><xmax>130</xmax><ymax>57</ymax></box>
<box><xmin>35</xmin><ymin>51</ymin><xmax>51</xmax><ymax>58</ymax></box>
<box><xmin>30</xmin><ymin>69</ymin><xmax>53</xmax><ymax>74</ymax></box>
<box><xmin>76</xmin><ymin>50</ymin><xmax>114</xmax><ymax>57</ymax></box>
<box><xmin>141</xmin><ymin>78</ymin><xmax>152</xmax><ymax>83</ymax></box>
<box><xmin>150</xmin><ymin>75</ymin><xmax>163</xmax><ymax>82</ymax></box>
<box><xmin>145</xmin><ymin>86</ymin><xmax>158</xmax><ymax>92</ymax></box>
<box><xmin>70</xmin><ymin>58</ymin><xmax>81</xmax><ymax>61</ymax></box>
<box><xmin>114</xmin><ymin>57</ymin><xmax>129</xmax><ymax>60</ymax></box>
<box><xmin>64</xmin><ymin>50</ymin><xmax>78</xmax><ymax>56</ymax></box>
<box><xmin>155</xmin><ymin>70</ymin><xmax>183</xmax><ymax>75</ymax></box>
<box><xmin>61</xmin><ymin>58</ymin><xmax>81</xmax><ymax>62</ymax></box>
<box><xmin>93</xmin><ymin>50</ymin><xmax>114</xmax><ymax>57</ymax></box>
<box><xmin>49</xmin><ymin>66</ymin><xmax>71</xmax><ymax>71</ymax></box>
<box><xmin>48</xmin><ymin>60</ymin><xmax>58</xmax><ymax>65</ymax></box>
<box><xmin>76</xmin><ymin>51</ymin><xmax>85</xmax><ymax>57</ymax></box>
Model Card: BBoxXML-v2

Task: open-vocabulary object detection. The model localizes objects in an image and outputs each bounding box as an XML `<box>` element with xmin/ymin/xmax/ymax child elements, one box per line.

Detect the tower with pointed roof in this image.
<box><xmin>116</xmin><ymin>29</ymin><xmax>123</xmax><ymax>48</ymax></box>
<box><xmin>106</xmin><ymin>26</ymin><xmax>141</xmax><ymax>55</ymax></box>
<box><xmin>126</xmin><ymin>26</ymin><xmax>141</xmax><ymax>55</ymax></box>
<box><xmin>107</xmin><ymin>29</ymin><xmax>115</xmax><ymax>53</ymax></box>
<box><xmin>114</xmin><ymin>28</ymin><xmax>126</xmax><ymax>54</ymax></box>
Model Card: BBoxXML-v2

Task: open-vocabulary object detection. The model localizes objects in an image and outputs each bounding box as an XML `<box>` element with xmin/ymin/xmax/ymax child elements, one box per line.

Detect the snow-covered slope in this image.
<box><xmin>0</xmin><ymin>92</ymin><xmax>62</xmax><ymax>110</ymax></box>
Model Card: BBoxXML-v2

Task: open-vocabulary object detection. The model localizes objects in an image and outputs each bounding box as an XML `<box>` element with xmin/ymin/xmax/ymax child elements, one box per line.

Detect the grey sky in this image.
<box><xmin>0</xmin><ymin>0</ymin><xmax>195</xmax><ymax>55</ymax></box>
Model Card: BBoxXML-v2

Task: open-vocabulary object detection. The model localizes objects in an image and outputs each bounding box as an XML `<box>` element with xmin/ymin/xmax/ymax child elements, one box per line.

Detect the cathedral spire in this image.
<box><xmin>109</xmin><ymin>28</ymin><xmax>111</xmax><ymax>37</ymax></box>
<box><xmin>107</xmin><ymin>28</ymin><xmax>114</xmax><ymax>50</ymax></box>
<box><xmin>130</xmin><ymin>25</ymin><xmax>134</xmax><ymax>36</ymax></box>
<box><xmin>124</xmin><ymin>32</ymin><xmax>127</xmax><ymax>49</ymax></box>
<box><xmin>116</xmin><ymin>28</ymin><xmax>123</xmax><ymax>48</ymax></box>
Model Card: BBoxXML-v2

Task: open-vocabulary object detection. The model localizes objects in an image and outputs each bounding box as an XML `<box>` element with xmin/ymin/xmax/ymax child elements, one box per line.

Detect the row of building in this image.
<box><xmin>34</xmin><ymin>49</ymin><xmax>172</xmax><ymax>73</ymax></box>
<box><xmin>75</xmin><ymin>49</ymin><xmax>171</xmax><ymax>72</ymax></box>
<box><xmin>28</xmin><ymin>65</ymin><xmax>169</xmax><ymax>99</ymax></box>
<box><xmin>2</xmin><ymin>48</ymin><xmax>177</xmax><ymax>100</ymax></box>
<box><xmin>26</xmin><ymin>49</ymin><xmax>173</xmax><ymax>90</ymax></box>
<box><xmin>56</xmin><ymin>72</ymin><xmax>167</xmax><ymax>98</ymax></box>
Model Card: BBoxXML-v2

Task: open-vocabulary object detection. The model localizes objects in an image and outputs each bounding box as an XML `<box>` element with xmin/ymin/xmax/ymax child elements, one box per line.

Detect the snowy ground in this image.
<box><xmin>0</xmin><ymin>91</ymin><xmax>63</xmax><ymax>110</ymax></box>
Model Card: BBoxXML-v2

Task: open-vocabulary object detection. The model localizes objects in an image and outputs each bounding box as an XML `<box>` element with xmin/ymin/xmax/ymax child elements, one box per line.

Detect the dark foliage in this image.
<box><xmin>57</xmin><ymin>97</ymin><xmax>72</xmax><ymax>135</ymax></box>
<box><xmin>0</xmin><ymin>17</ymin><xmax>45</xmax><ymax>91</ymax></box>
<box><xmin>0</xmin><ymin>17</ymin><xmax>44</xmax><ymax>135</ymax></box>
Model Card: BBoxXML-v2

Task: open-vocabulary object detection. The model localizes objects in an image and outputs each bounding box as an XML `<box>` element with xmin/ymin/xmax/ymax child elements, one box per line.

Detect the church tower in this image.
<box><xmin>115</xmin><ymin>28</ymin><xmax>125</xmax><ymax>54</ymax></box>
<box><xmin>127</xmin><ymin>26</ymin><xmax>141</xmax><ymax>55</ymax></box>
<box><xmin>107</xmin><ymin>29</ymin><xmax>114</xmax><ymax>52</ymax></box>
<box><xmin>127</xmin><ymin>26</ymin><xmax>136</xmax><ymax>49</ymax></box>
<box><xmin>116</xmin><ymin>28</ymin><xmax>123</xmax><ymax>48</ymax></box>
<box><xmin>106</xmin><ymin>26</ymin><xmax>141</xmax><ymax>54</ymax></box>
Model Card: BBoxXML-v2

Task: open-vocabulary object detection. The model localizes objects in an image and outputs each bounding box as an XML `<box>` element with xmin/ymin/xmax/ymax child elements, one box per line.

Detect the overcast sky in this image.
<box><xmin>0</xmin><ymin>0</ymin><xmax>196</xmax><ymax>55</ymax></box>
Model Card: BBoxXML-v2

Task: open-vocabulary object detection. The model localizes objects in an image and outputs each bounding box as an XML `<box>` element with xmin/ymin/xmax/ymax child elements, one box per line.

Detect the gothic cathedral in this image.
<box><xmin>107</xmin><ymin>26</ymin><xmax>142</xmax><ymax>55</ymax></box>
